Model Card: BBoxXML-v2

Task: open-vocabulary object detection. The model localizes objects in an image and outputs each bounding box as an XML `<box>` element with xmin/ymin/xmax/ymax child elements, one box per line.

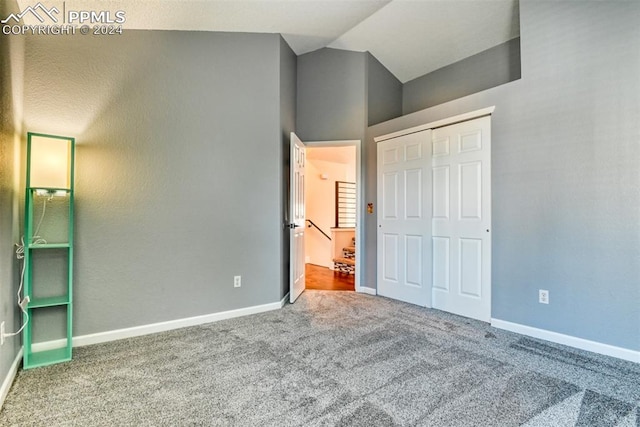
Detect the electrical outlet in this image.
<box><xmin>539</xmin><ymin>289</ymin><xmax>549</xmax><ymax>304</ymax></box>
<box><xmin>234</xmin><ymin>275</ymin><xmax>241</xmax><ymax>288</ymax></box>
<box><xmin>1</xmin><ymin>322</ymin><xmax>5</xmax><ymax>346</ymax></box>
<box><xmin>19</xmin><ymin>296</ymin><xmax>30</xmax><ymax>310</ymax></box>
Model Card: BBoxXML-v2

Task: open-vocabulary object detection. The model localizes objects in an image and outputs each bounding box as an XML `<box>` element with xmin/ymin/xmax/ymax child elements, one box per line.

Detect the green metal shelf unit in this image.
<box><xmin>23</xmin><ymin>132</ymin><xmax>75</xmax><ymax>369</ymax></box>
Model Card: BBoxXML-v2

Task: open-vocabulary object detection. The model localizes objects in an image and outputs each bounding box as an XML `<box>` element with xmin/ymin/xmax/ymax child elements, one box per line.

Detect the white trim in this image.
<box><xmin>355</xmin><ymin>141</ymin><xmax>362</xmax><ymax>293</ymax></box>
<box><xmin>374</xmin><ymin>106</ymin><xmax>496</xmax><ymax>143</ymax></box>
<box><xmin>280</xmin><ymin>293</ymin><xmax>290</xmax><ymax>307</ymax></box>
<box><xmin>0</xmin><ymin>348</ymin><xmax>23</xmax><ymax>410</ymax></box>
<box><xmin>491</xmin><ymin>318</ymin><xmax>640</xmax><ymax>364</ymax></box>
<box><xmin>33</xmin><ymin>299</ymin><xmax>287</xmax><ymax>352</ymax></box>
<box><xmin>357</xmin><ymin>286</ymin><xmax>377</xmax><ymax>296</ymax></box>
<box><xmin>31</xmin><ymin>339</ymin><xmax>66</xmax><ymax>352</ymax></box>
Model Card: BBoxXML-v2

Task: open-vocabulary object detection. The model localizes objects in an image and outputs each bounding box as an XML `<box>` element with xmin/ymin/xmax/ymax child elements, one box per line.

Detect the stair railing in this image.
<box><xmin>305</xmin><ymin>219</ymin><xmax>331</xmax><ymax>241</ymax></box>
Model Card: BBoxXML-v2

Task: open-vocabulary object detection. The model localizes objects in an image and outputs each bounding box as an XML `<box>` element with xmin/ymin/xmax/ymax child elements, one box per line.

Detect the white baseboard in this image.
<box><xmin>0</xmin><ymin>348</ymin><xmax>23</xmax><ymax>410</ymax></box>
<box><xmin>280</xmin><ymin>293</ymin><xmax>289</xmax><ymax>307</ymax></box>
<box><xmin>491</xmin><ymin>318</ymin><xmax>640</xmax><ymax>364</ymax></box>
<box><xmin>357</xmin><ymin>286</ymin><xmax>377</xmax><ymax>296</ymax></box>
<box><xmin>33</xmin><ymin>298</ymin><xmax>288</xmax><ymax>352</ymax></box>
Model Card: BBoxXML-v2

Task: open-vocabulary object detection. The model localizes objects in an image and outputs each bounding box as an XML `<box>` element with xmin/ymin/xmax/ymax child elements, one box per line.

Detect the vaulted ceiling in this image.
<box><xmin>17</xmin><ymin>0</ymin><xmax>520</xmax><ymax>83</ymax></box>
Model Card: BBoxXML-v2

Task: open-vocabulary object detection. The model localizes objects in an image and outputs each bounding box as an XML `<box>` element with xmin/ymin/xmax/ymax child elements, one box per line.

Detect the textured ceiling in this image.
<box><xmin>17</xmin><ymin>0</ymin><xmax>519</xmax><ymax>83</ymax></box>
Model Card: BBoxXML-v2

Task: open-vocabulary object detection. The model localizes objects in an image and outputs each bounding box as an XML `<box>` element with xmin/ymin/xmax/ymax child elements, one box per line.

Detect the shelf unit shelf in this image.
<box><xmin>23</xmin><ymin>132</ymin><xmax>75</xmax><ymax>370</ymax></box>
<box><xmin>28</xmin><ymin>243</ymin><xmax>71</xmax><ymax>249</ymax></box>
<box><xmin>26</xmin><ymin>347</ymin><xmax>72</xmax><ymax>369</ymax></box>
<box><xmin>30</xmin><ymin>187</ymin><xmax>71</xmax><ymax>194</ymax></box>
<box><xmin>29</xmin><ymin>296</ymin><xmax>70</xmax><ymax>308</ymax></box>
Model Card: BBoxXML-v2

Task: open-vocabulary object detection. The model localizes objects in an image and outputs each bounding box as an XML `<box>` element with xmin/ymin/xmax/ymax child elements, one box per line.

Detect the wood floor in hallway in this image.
<box><xmin>305</xmin><ymin>263</ymin><xmax>355</xmax><ymax>291</ymax></box>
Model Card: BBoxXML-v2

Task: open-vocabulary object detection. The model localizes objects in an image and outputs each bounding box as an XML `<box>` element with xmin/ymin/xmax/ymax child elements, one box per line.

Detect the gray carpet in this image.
<box><xmin>1</xmin><ymin>291</ymin><xmax>638</xmax><ymax>426</ymax></box>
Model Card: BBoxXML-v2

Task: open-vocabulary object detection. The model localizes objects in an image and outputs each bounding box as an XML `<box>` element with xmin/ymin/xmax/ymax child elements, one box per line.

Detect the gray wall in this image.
<box><xmin>403</xmin><ymin>38</ymin><xmax>521</xmax><ymax>115</ymax></box>
<box><xmin>279</xmin><ymin>37</ymin><xmax>297</xmax><ymax>299</ymax></box>
<box><xmin>367</xmin><ymin>0</ymin><xmax>640</xmax><ymax>351</ymax></box>
<box><xmin>296</xmin><ymin>48</ymin><xmax>402</xmax><ymax>138</ymax></box>
<box><xmin>296</xmin><ymin>48</ymin><xmax>368</xmax><ymax>285</ymax></box>
<box><xmin>297</xmin><ymin>48</ymin><xmax>402</xmax><ymax>288</ymax></box>
<box><xmin>367</xmin><ymin>53</ymin><xmax>403</xmax><ymax>126</ymax></box>
<box><xmin>0</xmin><ymin>0</ymin><xmax>23</xmax><ymax>398</ymax></box>
<box><xmin>296</xmin><ymin>48</ymin><xmax>367</xmax><ymax>142</ymax></box>
<box><xmin>22</xmin><ymin>31</ymin><xmax>286</xmax><ymax>337</ymax></box>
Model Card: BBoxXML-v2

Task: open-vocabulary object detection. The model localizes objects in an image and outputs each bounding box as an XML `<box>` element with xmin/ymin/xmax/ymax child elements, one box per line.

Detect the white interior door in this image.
<box><xmin>377</xmin><ymin>130</ymin><xmax>432</xmax><ymax>307</ymax></box>
<box><xmin>289</xmin><ymin>132</ymin><xmax>306</xmax><ymax>303</ymax></box>
<box><xmin>431</xmin><ymin>116</ymin><xmax>491</xmax><ymax>321</ymax></box>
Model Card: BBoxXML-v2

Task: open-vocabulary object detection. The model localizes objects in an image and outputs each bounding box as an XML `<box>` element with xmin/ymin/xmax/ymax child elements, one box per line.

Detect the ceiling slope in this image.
<box><xmin>329</xmin><ymin>0</ymin><xmax>520</xmax><ymax>82</ymax></box>
<box><xmin>16</xmin><ymin>0</ymin><xmax>519</xmax><ymax>83</ymax></box>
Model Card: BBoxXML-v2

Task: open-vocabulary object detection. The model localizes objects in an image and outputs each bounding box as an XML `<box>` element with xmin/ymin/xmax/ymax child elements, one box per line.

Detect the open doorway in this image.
<box><xmin>304</xmin><ymin>144</ymin><xmax>357</xmax><ymax>292</ymax></box>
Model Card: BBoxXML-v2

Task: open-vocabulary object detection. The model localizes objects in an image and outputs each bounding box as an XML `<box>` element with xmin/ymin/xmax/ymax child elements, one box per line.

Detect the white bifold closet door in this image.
<box><xmin>377</xmin><ymin>130</ymin><xmax>432</xmax><ymax>307</ymax></box>
<box><xmin>431</xmin><ymin>116</ymin><xmax>491</xmax><ymax>322</ymax></box>
<box><xmin>376</xmin><ymin>115</ymin><xmax>492</xmax><ymax>322</ymax></box>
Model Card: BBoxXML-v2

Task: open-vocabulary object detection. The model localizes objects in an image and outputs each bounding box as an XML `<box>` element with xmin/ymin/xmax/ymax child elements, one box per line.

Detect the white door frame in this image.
<box><xmin>374</xmin><ymin>106</ymin><xmax>495</xmax><ymax>310</ymax></box>
<box><xmin>303</xmin><ymin>139</ymin><xmax>364</xmax><ymax>293</ymax></box>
